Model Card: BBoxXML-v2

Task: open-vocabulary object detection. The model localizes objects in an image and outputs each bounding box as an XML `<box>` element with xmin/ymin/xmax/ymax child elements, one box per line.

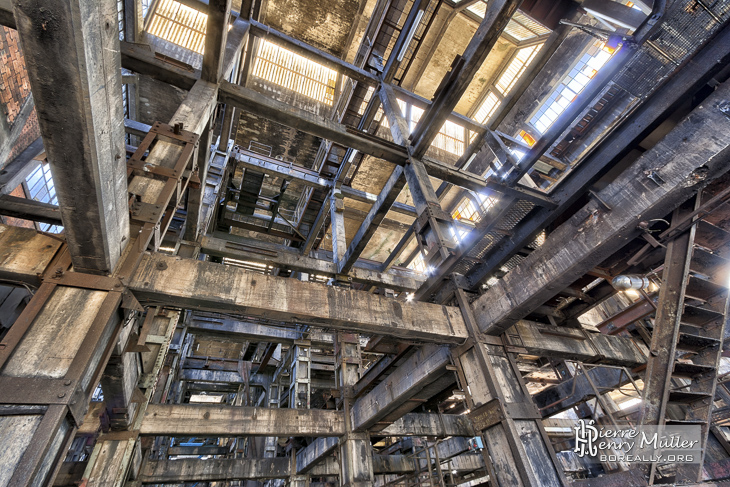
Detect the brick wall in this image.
<box><xmin>0</xmin><ymin>26</ymin><xmax>41</xmax><ymax>166</ymax></box>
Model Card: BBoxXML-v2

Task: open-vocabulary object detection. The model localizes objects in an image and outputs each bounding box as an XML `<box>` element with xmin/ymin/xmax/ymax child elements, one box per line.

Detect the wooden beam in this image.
<box><xmin>140</xmin><ymin>404</ymin><xmax>345</xmax><ymax>437</ymax></box>
<box><xmin>351</xmin><ymin>344</ymin><xmax>452</xmax><ymax>431</ymax></box>
<box><xmin>296</xmin><ymin>437</ymin><xmax>339</xmax><ymax>473</ymax></box>
<box><xmin>508</xmin><ymin>320</ymin><xmax>646</xmax><ymax>367</ymax></box>
<box><xmin>13</xmin><ymin>0</ymin><xmax>130</xmax><ymax>273</ymax></box>
<box><xmin>472</xmin><ymin>80</ymin><xmax>730</xmax><ymax>336</ymax></box>
<box><xmin>129</xmin><ymin>253</ymin><xmax>468</xmax><ymax>343</ymax></box>
<box><xmin>337</xmin><ymin>166</ymin><xmax>406</xmax><ymax>274</ymax></box>
<box><xmin>219</xmin><ymin>81</ymin><xmax>409</xmax><ymax>164</ymax></box>
<box><xmin>140</xmin><ymin>457</ymin><xmax>291</xmax><ymax>483</ymax></box>
<box><xmin>0</xmin><ymin>195</ymin><xmax>63</xmax><ymax>226</ymax></box>
<box><xmin>0</xmin><ymin>138</ymin><xmax>43</xmax><ymax>196</ymax></box>
<box><xmin>200</xmin><ymin>235</ymin><xmax>425</xmax><ymax>291</ymax></box>
<box><xmin>377</xmin><ymin>413</ymin><xmax>476</xmax><ymax>438</ymax></box>
<box><xmin>139</xmin><ymin>452</ymin><xmax>484</xmax><ymax>483</ymax></box>
<box><xmin>201</xmin><ymin>0</ymin><xmax>231</xmax><ymax>82</ymax></box>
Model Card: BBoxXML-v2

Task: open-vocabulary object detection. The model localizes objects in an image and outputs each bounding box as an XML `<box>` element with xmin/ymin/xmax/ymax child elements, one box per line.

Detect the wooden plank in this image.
<box><xmin>129</xmin><ymin>253</ymin><xmax>468</xmax><ymax>343</ymax></box>
<box><xmin>0</xmin><ymin>224</ymin><xmax>62</xmax><ymax>286</ymax></box>
<box><xmin>139</xmin><ymin>405</ymin><xmax>345</xmax><ymax>437</ymax></box>
<box><xmin>13</xmin><ymin>0</ymin><xmax>130</xmax><ymax>273</ymax></box>
<box><xmin>473</xmin><ymin>80</ymin><xmax>730</xmax><ymax>335</ymax></box>
<box><xmin>0</xmin><ymin>413</ymin><xmax>43</xmax><ymax>487</ymax></box>
<box><xmin>2</xmin><ymin>287</ymin><xmax>107</xmax><ymax>379</ymax></box>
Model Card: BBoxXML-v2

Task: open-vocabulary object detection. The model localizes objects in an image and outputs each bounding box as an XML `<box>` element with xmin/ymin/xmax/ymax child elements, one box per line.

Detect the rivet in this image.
<box><xmin>57</xmin><ymin>393</ymin><xmax>66</xmax><ymax>398</ymax></box>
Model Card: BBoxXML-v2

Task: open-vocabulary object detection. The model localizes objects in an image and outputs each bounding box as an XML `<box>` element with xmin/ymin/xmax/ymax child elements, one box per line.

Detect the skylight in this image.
<box><xmin>25</xmin><ymin>163</ymin><xmax>63</xmax><ymax>234</ymax></box>
<box><xmin>408</xmin><ymin>252</ymin><xmax>427</xmax><ymax>273</ymax></box>
<box><xmin>530</xmin><ymin>40</ymin><xmax>614</xmax><ymax>135</ymax></box>
<box><xmin>147</xmin><ymin>0</ymin><xmax>208</xmax><ymax>54</ymax></box>
<box><xmin>466</xmin><ymin>7</ymin><xmax>551</xmax><ymax>42</ymax></box>
<box><xmin>495</xmin><ymin>44</ymin><xmax>543</xmax><ymax>95</ymax></box>
<box><xmin>472</xmin><ymin>43</ymin><xmax>543</xmax><ymax>125</ymax></box>
<box><xmin>252</xmin><ymin>40</ymin><xmax>338</xmax><ymax>105</ymax></box>
<box><xmin>473</xmin><ymin>92</ymin><xmax>501</xmax><ymax>125</ymax></box>
<box><xmin>409</xmin><ymin>105</ymin><xmax>465</xmax><ymax>156</ymax></box>
<box><xmin>452</xmin><ymin>198</ymin><xmax>480</xmax><ymax>222</ymax></box>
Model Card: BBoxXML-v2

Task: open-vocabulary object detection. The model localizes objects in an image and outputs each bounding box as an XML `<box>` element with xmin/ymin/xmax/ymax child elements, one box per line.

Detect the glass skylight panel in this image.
<box><xmin>253</xmin><ymin>40</ymin><xmax>339</xmax><ymax>105</ymax></box>
<box><xmin>467</xmin><ymin>1</ymin><xmax>488</xmax><ymax>18</ymax></box>
<box><xmin>408</xmin><ymin>252</ymin><xmax>427</xmax><ymax>273</ymax></box>
<box><xmin>452</xmin><ymin>198</ymin><xmax>480</xmax><ymax>222</ymax></box>
<box><xmin>495</xmin><ymin>44</ymin><xmax>543</xmax><ymax>95</ymax></box>
<box><xmin>147</xmin><ymin>0</ymin><xmax>208</xmax><ymax>54</ymax></box>
<box><xmin>530</xmin><ymin>41</ymin><xmax>614</xmax><ymax>134</ymax></box>
<box><xmin>476</xmin><ymin>192</ymin><xmax>498</xmax><ymax>212</ymax></box>
<box><xmin>26</xmin><ymin>163</ymin><xmax>63</xmax><ymax>233</ymax></box>
<box><xmin>450</xmin><ymin>225</ymin><xmax>470</xmax><ymax>244</ymax></box>
<box><xmin>473</xmin><ymin>91</ymin><xmax>500</xmax><ymax>125</ymax></box>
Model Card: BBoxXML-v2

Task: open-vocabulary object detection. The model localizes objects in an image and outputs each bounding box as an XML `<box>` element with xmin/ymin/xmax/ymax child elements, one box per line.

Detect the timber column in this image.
<box><xmin>336</xmin><ymin>332</ymin><xmax>374</xmax><ymax>486</ymax></box>
<box><xmin>452</xmin><ymin>289</ymin><xmax>567</xmax><ymax>487</ymax></box>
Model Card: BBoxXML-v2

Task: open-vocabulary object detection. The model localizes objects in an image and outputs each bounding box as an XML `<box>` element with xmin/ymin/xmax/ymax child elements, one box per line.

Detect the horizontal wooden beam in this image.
<box><xmin>508</xmin><ymin>320</ymin><xmax>646</xmax><ymax>367</ymax></box>
<box><xmin>140</xmin><ymin>457</ymin><xmax>291</xmax><ymax>483</ymax></box>
<box><xmin>296</xmin><ymin>436</ymin><xmax>339</xmax><ymax>473</ymax></box>
<box><xmin>220</xmin><ymin>81</ymin><xmax>408</xmax><ymax>163</ymax></box>
<box><xmin>140</xmin><ymin>404</ymin><xmax>345</xmax><ymax>437</ymax></box>
<box><xmin>377</xmin><ymin>413</ymin><xmax>476</xmax><ymax>437</ymax></box>
<box><xmin>139</xmin><ymin>452</ymin><xmax>484</xmax><ymax>484</ymax></box>
<box><xmin>200</xmin><ymin>235</ymin><xmax>425</xmax><ymax>292</ymax></box>
<box><xmin>0</xmin><ymin>195</ymin><xmax>62</xmax><ymax>226</ymax></box>
<box><xmin>129</xmin><ymin>253</ymin><xmax>468</xmax><ymax>343</ymax></box>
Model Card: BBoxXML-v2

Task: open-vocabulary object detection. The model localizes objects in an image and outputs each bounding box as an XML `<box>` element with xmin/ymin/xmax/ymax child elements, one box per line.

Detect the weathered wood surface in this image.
<box><xmin>140</xmin><ymin>405</ymin><xmax>345</xmax><ymax>437</ymax></box>
<box><xmin>138</xmin><ymin>452</ymin><xmax>485</xmax><ymax>483</ymax></box>
<box><xmin>140</xmin><ymin>457</ymin><xmax>291</xmax><ymax>483</ymax></box>
<box><xmin>3</xmin><ymin>287</ymin><xmax>107</xmax><ymax>379</ymax></box>
<box><xmin>0</xmin><ymin>195</ymin><xmax>63</xmax><ymax>226</ymax></box>
<box><xmin>13</xmin><ymin>0</ymin><xmax>129</xmax><ymax>274</ymax></box>
<box><xmin>200</xmin><ymin>235</ymin><xmax>425</xmax><ymax>292</ymax></box>
<box><xmin>296</xmin><ymin>437</ymin><xmax>339</xmax><ymax>473</ymax></box>
<box><xmin>129</xmin><ymin>253</ymin><xmax>468</xmax><ymax>343</ymax></box>
<box><xmin>377</xmin><ymin>413</ymin><xmax>476</xmax><ymax>438</ymax></box>
<box><xmin>84</xmin><ymin>438</ymin><xmax>136</xmax><ymax>487</ymax></box>
<box><xmin>0</xmin><ymin>412</ymin><xmax>42</xmax><ymax>487</ymax></box>
<box><xmin>472</xmin><ymin>81</ymin><xmax>730</xmax><ymax>335</ymax></box>
<box><xmin>0</xmin><ymin>224</ymin><xmax>62</xmax><ymax>285</ymax></box>
<box><xmin>508</xmin><ymin>320</ymin><xmax>646</xmax><ymax>367</ymax></box>
<box><xmin>352</xmin><ymin>345</ymin><xmax>452</xmax><ymax>431</ymax></box>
